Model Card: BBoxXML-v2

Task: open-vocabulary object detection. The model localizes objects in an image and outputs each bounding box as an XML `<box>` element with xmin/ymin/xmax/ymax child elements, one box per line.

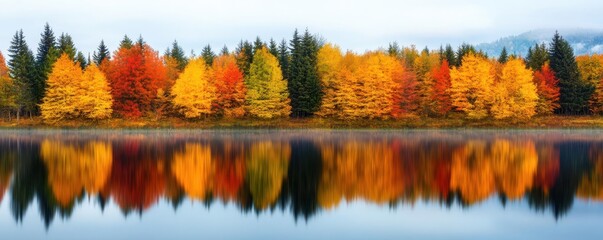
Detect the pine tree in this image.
<box><xmin>76</xmin><ymin>52</ymin><xmax>88</xmax><ymax>69</ymax></box>
<box><xmin>92</xmin><ymin>40</ymin><xmax>110</xmax><ymax>65</ymax></box>
<box><xmin>288</xmin><ymin>29</ymin><xmax>322</xmax><ymax>117</ymax></box>
<box><xmin>387</xmin><ymin>42</ymin><xmax>401</xmax><ymax>58</ymax></box>
<box><xmin>167</xmin><ymin>40</ymin><xmax>188</xmax><ymax>70</ymax></box>
<box><xmin>549</xmin><ymin>32</ymin><xmax>594</xmax><ymax>114</ymax></box>
<box><xmin>253</xmin><ymin>37</ymin><xmax>264</xmax><ymax>54</ymax></box>
<box><xmin>58</xmin><ymin>33</ymin><xmax>77</xmax><ymax>60</ymax></box>
<box><xmin>235</xmin><ymin>40</ymin><xmax>253</xmax><ymax>77</ymax></box>
<box><xmin>201</xmin><ymin>45</ymin><xmax>215</xmax><ymax>66</ymax></box>
<box><xmin>455</xmin><ymin>43</ymin><xmax>477</xmax><ymax>67</ymax></box>
<box><xmin>220</xmin><ymin>45</ymin><xmax>229</xmax><ymax>56</ymax></box>
<box><xmin>443</xmin><ymin>44</ymin><xmax>456</xmax><ymax>67</ymax></box>
<box><xmin>35</xmin><ymin>23</ymin><xmax>59</xmax><ymax>100</ymax></box>
<box><xmin>245</xmin><ymin>47</ymin><xmax>290</xmax><ymax>118</ymax></box>
<box><xmin>119</xmin><ymin>35</ymin><xmax>133</xmax><ymax>49</ymax></box>
<box><xmin>526</xmin><ymin>43</ymin><xmax>548</xmax><ymax>71</ymax></box>
<box><xmin>268</xmin><ymin>39</ymin><xmax>279</xmax><ymax>57</ymax></box>
<box><xmin>278</xmin><ymin>39</ymin><xmax>290</xmax><ymax>81</ymax></box>
<box><xmin>498</xmin><ymin>47</ymin><xmax>508</xmax><ymax>63</ymax></box>
<box><xmin>8</xmin><ymin>30</ymin><xmax>38</xmax><ymax>117</ymax></box>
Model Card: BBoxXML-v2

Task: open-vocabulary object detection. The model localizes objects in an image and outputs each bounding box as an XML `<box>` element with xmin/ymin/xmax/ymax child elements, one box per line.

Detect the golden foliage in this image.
<box><xmin>171</xmin><ymin>143</ymin><xmax>215</xmax><ymax>200</ymax></box>
<box><xmin>449</xmin><ymin>53</ymin><xmax>494</xmax><ymax>119</ymax></box>
<box><xmin>245</xmin><ymin>47</ymin><xmax>291</xmax><ymax>118</ymax></box>
<box><xmin>40</xmin><ymin>140</ymin><xmax>113</xmax><ymax>207</ymax></box>
<box><xmin>171</xmin><ymin>58</ymin><xmax>217</xmax><ymax>118</ymax></box>
<box><xmin>490</xmin><ymin>59</ymin><xmax>538</xmax><ymax>119</ymax></box>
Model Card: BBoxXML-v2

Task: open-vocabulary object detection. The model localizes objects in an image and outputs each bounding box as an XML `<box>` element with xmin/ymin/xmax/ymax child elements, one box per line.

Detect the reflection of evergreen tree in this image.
<box><xmin>282</xmin><ymin>140</ymin><xmax>322</xmax><ymax>221</ymax></box>
<box><xmin>527</xmin><ymin>142</ymin><xmax>591</xmax><ymax>219</ymax></box>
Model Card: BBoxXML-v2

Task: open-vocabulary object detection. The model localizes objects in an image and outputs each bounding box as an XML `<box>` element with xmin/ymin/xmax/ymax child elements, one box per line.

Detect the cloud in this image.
<box><xmin>0</xmin><ymin>0</ymin><xmax>602</xmax><ymax>55</ymax></box>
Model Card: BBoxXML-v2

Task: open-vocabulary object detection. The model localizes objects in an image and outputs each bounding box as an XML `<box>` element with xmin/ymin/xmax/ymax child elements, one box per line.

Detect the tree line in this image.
<box><xmin>0</xmin><ymin>24</ymin><xmax>601</xmax><ymax>122</ymax></box>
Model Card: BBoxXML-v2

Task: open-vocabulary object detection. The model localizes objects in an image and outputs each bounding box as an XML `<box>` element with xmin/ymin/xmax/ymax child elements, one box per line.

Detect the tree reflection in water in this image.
<box><xmin>0</xmin><ymin>131</ymin><xmax>602</xmax><ymax>227</ymax></box>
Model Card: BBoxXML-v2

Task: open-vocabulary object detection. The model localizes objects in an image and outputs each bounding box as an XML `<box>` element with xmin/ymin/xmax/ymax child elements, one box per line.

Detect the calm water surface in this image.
<box><xmin>1</xmin><ymin>129</ymin><xmax>603</xmax><ymax>239</ymax></box>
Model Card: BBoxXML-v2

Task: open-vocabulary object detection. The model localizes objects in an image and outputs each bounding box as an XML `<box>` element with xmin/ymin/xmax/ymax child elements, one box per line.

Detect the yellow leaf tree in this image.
<box><xmin>41</xmin><ymin>54</ymin><xmax>83</xmax><ymax>121</ymax></box>
<box><xmin>0</xmin><ymin>51</ymin><xmax>17</xmax><ymax>115</ymax></box>
<box><xmin>245</xmin><ymin>47</ymin><xmax>291</xmax><ymax>118</ymax></box>
<box><xmin>449</xmin><ymin>53</ymin><xmax>494</xmax><ymax>119</ymax></box>
<box><xmin>171</xmin><ymin>57</ymin><xmax>217</xmax><ymax>118</ymax></box>
<box><xmin>490</xmin><ymin>58</ymin><xmax>538</xmax><ymax>119</ymax></box>
<box><xmin>316</xmin><ymin>43</ymin><xmax>343</xmax><ymax>117</ymax></box>
<box><xmin>79</xmin><ymin>64</ymin><xmax>113</xmax><ymax>119</ymax></box>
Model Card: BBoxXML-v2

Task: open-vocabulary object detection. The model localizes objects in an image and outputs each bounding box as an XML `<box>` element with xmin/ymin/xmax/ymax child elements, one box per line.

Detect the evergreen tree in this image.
<box><xmin>76</xmin><ymin>51</ymin><xmax>87</xmax><ymax>69</ymax></box>
<box><xmin>253</xmin><ymin>37</ymin><xmax>264</xmax><ymax>54</ymax></box>
<box><xmin>443</xmin><ymin>44</ymin><xmax>456</xmax><ymax>67</ymax></box>
<box><xmin>268</xmin><ymin>38</ymin><xmax>279</xmax><ymax>57</ymax></box>
<box><xmin>235</xmin><ymin>40</ymin><xmax>253</xmax><ymax>77</ymax></box>
<box><xmin>387</xmin><ymin>42</ymin><xmax>401</xmax><ymax>58</ymax></box>
<box><xmin>92</xmin><ymin>40</ymin><xmax>110</xmax><ymax>65</ymax></box>
<box><xmin>288</xmin><ymin>29</ymin><xmax>322</xmax><ymax>117</ymax></box>
<box><xmin>278</xmin><ymin>39</ymin><xmax>290</xmax><ymax>81</ymax></box>
<box><xmin>220</xmin><ymin>45</ymin><xmax>229</xmax><ymax>56</ymax></box>
<box><xmin>549</xmin><ymin>32</ymin><xmax>594</xmax><ymax>114</ymax></box>
<box><xmin>167</xmin><ymin>40</ymin><xmax>188</xmax><ymax>70</ymax></box>
<box><xmin>201</xmin><ymin>45</ymin><xmax>215</xmax><ymax>66</ymax></box>
<box><xmin>35</xmin><ymin>23</ymin><xmax>59</xmax><ymax>111</ymax></box>
<box><xmin>58</xmin><ymin>33</ymin><xmax>77</xmax><ymax>60</ymax></box>
<box><xmin>7</xmin><ymin>30</ymin><xmax>38</xmax><ymax>116</ymax></box>
<box><xmin>526</xmin><ymin>43</ymin><xmax>548</xmax><ymax>71</ymax></box>
<box><xmin>456</xmin><ymin>43</ymin><xmax>477</xmax><ymax>66</ymax></box>
<box><xmin>498</xmin><ymin>47</ymin><xmax>508</xmax><ymax>63</ymax></box>
<box><xmin>119</xmin><ymin>35</ymin><xmax>133</xmax><ymax>49</ymax></box>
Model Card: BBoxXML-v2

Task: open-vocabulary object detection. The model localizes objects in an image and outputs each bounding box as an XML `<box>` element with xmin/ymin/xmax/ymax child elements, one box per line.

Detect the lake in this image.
<box><xmin>1</xmin><ymin>129</ymin><xmax>603</xmax><ymax>239</ymax></box>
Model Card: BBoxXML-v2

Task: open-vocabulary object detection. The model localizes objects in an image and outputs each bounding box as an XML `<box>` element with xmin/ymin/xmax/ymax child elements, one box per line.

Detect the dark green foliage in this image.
<box><xmin>549</xmin><ymin>32</ymin><xmax>594</xmax><ymax>115</ymax></box>
<box><xmin>92</xmin><ymin>40</ymin><xmax>110</xmax><ymax>65</ymax></box>
<box><xmin>235</xmin><ymin>40</ymin><xmax>253</xmax><ymax>77</ymax></box>
<box><xmin>220</xmin><ymin>45</ymin><xmax>229</xmax><ymax>56</ymax></box>
<box><xmin>76</xmin><ymin>52</ymin><xmax>87</xmax><ymax>70</ymax></box>
<box><xmin>35</xmin><ymin>23</ymin><xmax>59</xmax><ymax>110</ymax></box>
<box><xmin>268</xmin><ymin>38</ymin><xmax>279</xmax><ymax>57</ymax></box>
<box><xmin>58</xmin><ymin>33</ymin><xmax>77</xmax><ymax>59</ymax></box>
<box><xmin>498</xmin><ymin>47</ymin><xmax>508</xmax><ymax>63</ymax></box>
<box><xmin>119</xmin><ymin>35</ymin><xmax>133</xmax><ymax>49</ymax></box>
<box><xmin>7</xmin><ymin>30</ymin><xmax>38</xmax><ymax>115</ymax></box>
<box><xmin>288</xmin><ymin>29</ymin><xmax>322</xmax><ymax>117</ymax></box>
<box><xmin>526</xmin><ymin>43</ymin><xmax>549</xmax><ymax>71</ymax></box>
<box><xmin>388</xmin><ymin>42</ymin><xmax>401</xmax><ymax>58</ymax></box>
<box><xmin>278</xmin><ymin>39</ymin><xmax>290</xmax><ymax>81</ymax></box>
<box><xmin>201</xmin><ymin>45</ymin><xmax>215</xmax><ymax>66</ymax></box>
<box><xmin>165</xmin><ymin>40</ymin><xmax>188</xmax><ymax>70</ymax></box>
<box><xmin>443</xmin><ymin>44</ymin><xmax>456</xmax><ymax>67</ymax></box>
<box><xmin>253</xmin><ymin>37</ymin><xmax>264</xmax><ymax>54</ymax></box>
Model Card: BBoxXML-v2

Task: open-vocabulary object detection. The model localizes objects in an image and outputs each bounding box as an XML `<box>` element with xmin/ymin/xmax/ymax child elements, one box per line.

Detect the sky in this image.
<box><xmin>0</xmin><ymin>0</ymin><xmax>602</xmax><ymax>57</ymax></box>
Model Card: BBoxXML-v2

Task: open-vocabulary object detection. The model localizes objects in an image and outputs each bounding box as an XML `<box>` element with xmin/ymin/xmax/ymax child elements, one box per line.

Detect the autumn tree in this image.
<box><xmin>431</xmin><ymin>60</ymin><xmax>452</xmax><ymax>115</ymax></box>
<box><xmin>171</xmin><ymin>143</ymin><xmax>214</xmax><ymax>200</ymax></box>
<box><xmin>0</xmin><ymin>52</ymin><xmax>17</xmax><ymax>117</ymax></box>
<box><xmin>212</xmin><ymin>54</ymin><xmax>246</xmax><ymax>118</ymax></box>
<box><xmin>576</xmin><ymin>55</ymin><xmax>603</xmax><ymax>114</ymax></box>
<box><xmin>40</xmin><ymin>54</ymin><xmax>83</xmax><ymax>121</ymax></box>
<box><xmin>490</xmin><ymin>58</ymin><xmax>539</xmax><ymax>119</ymax></box>
<box><xmin>105</xmin><ymin>41</ymin><xmax>167</xmax><ymax>118</ymax></box>
<box><xmin>533</xmin><ymin>63</ymin><xmax>560</xmax><ymax>115</ymax></box>
<box><xmin>316</xmin><ymin>43</ymin><xmax>343</xmax><ymax>117</ymax></box>
<box><xmin>391</xmin><ymin>57</ymin><xmax>419</xmax><ymax>117</ymax></box>
<box><xmin>79</xmin><ymin>64</ymin><xmax>113</xmax><ymax>119</ymax></box>
<box><xmin>413</xmin><ymin>49</ymin><xmax>438</xmax><ymax>115</ymax></box>
<box><xmin>449</xmin><ymin>53</ymin><xmax>494</xmax><ymax>119</ymax></box>
<box><xmin>171</xmin><ymin>57</ymin><xmax>216</xmax><ymax>118</ymax></box>
<box><xmin>245</xmin><ymin>47</ymin><xmax>291</xmax><ymax>118</ymax></box>
<box><xmin>549</xmin><ymin>32</ymin><xmax>593</xmax><ymax>114</ymax></box>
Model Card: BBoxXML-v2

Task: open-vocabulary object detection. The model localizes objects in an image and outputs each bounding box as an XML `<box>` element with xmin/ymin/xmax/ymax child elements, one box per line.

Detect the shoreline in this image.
<box><xmin>1</xmin><ymin>115</ymin><xmax>603</xmax><ymax>129</ymax></box>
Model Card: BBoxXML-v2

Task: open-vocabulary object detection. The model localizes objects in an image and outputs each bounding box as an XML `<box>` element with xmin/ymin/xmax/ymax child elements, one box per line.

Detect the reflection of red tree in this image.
<box><xmin>213</xmin><ymin>151</ymin><xmax>245</xmax><ymax>201</ymax></box>
<box><xmin>533</xmin><ymin>144</ymin><xmax>560</xmax><ymax>193</ymax></box>
<box><xmin>105</xmin><ymin>141</ymin><xmax>166</xmax><ymax>211</ymax></box>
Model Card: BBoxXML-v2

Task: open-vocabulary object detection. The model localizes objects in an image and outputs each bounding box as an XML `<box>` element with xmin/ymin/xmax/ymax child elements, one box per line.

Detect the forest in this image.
<box><xmin>1</xmin><ymin>24</ymin><xmax>602</xmax><ymax>126</ymax></box>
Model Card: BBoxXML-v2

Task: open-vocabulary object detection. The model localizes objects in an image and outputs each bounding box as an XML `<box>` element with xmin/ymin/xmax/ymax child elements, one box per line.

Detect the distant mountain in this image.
<box><xmin>476</xmin><ymin>29</ymin><xmax>603</xmax><ymax>58</ymax></box>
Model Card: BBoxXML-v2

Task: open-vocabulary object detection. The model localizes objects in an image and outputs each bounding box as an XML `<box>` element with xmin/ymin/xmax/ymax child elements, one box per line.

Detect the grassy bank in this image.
<box><xmin>1</xmin><ymin>115</ymin><xmax>603</xmax><ymax>129</ymax></box>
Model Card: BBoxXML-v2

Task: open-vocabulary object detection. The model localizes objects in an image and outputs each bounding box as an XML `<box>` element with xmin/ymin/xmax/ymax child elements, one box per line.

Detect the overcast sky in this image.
<box><xmin>1</xmin><ymin>0</ymin><xmax>602</xmax><ymax>56</ymax></box>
